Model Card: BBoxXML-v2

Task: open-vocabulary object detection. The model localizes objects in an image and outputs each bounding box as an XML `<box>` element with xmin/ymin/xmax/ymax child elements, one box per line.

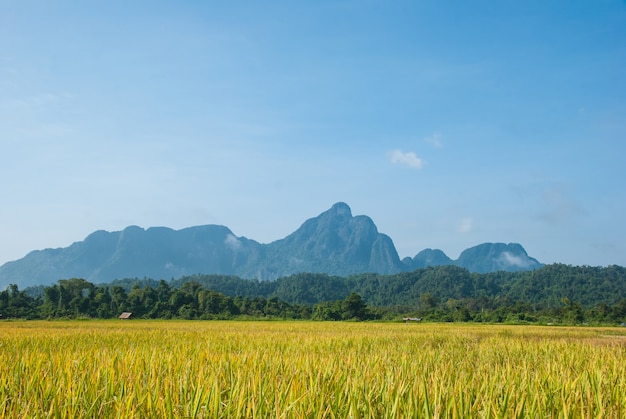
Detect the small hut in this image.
<box><xmin>119</xmin><ymin>312</ymin><xmax>133</xmax><ymax>320</ymax></box>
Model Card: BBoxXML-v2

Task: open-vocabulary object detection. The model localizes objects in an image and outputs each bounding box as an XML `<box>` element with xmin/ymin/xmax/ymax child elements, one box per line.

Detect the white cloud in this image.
<box><xmin>224</xmin><ymin>233</ymin><xmax>242</xmax><ymax>250</ymax></box>
<box><xmin>388</xmin><ymin>150</ymin><xmax>424</xmax><ymax>169</ymax></box>
<box><xmin>424</xmin><ymin>132</ymin><xmax>443</xmax><ymax>148</ymax></box>
<box><xmin>499</xmin><ymin>252</ymin><xmax>532</xmax><ymax>268</ymax></box>
<box><xmin>457</xmin><ymin>217</ymin><xmax>473</xmax><ymax>233</ymax></box>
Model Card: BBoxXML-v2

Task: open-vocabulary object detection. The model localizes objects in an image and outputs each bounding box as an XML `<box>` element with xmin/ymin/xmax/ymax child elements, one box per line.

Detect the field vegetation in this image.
<box><xmin>1</xmin><ymin>321</ymin><xmax>625</xmax><ymax>417</ymax></box>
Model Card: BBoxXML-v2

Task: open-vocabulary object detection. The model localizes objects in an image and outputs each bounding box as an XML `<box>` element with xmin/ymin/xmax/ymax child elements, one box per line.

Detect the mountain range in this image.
<box><xmin>0</xmin><ymin>202</ymin><xmax>542</xmax><ymax>289</ymax></box>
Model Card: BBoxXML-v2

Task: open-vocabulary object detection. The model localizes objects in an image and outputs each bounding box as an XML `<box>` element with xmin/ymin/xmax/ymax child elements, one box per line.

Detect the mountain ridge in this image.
<box><xmin>0</xmin><ymin>202</ymin><xmax>542</xmax><ymax>289</ymax></box>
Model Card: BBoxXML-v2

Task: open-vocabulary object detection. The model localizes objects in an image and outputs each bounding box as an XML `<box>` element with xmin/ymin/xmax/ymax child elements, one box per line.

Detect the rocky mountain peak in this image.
<box><xmin>329</xmin><ymin>202</ymin><xmax>352</xmax><ymax>216</ymax></box>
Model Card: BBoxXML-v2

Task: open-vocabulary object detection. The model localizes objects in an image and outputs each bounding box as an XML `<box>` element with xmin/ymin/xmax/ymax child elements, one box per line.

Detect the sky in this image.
<box><xmin>1</xmin><ymin>0</ymin><xmax>625</xmax><ymax>268</ymax></box>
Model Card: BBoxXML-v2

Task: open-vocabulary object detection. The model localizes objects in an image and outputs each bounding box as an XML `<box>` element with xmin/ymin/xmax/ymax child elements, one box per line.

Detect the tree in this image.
<box><xmin>110</xmin><ymin>286</ymin><xmax>128</xmax><ymax>314</ymax></box>
<box><xmin>342</xmin><ymin>293</ymin><xmax>368</xmax><ymax>321</ymax></box>
<box><xmin>91</xmin><ymin>287</ymin><xmax>113</xmax><ymax>318</ymax></box>
<box><xmin>420</xmin><ymin>293</ymin><xmax>438</xmax><ymax>310</ymax></box>
<box><xmin>561</xmin><ymin>297</ymin><xmax>584</xmax><ymax>324</ymax></box>
<box><xmin>156</xmin><ymin>280</ymin><xmax>172</xmax><ymax>303</ymax></box>
<box><xmin>57</xmin><ymin>278</ymin><xmax>95</xmax><ymax>317</ymax></box>
<box><xmin>0</xmin><ymin>284</ymin><xmax>39</xmax><ymax>319</ymax></box>
<box><xmin>312</xmin><ymin>301</ymin><xmax>342</xmax><ymax>321</ymax></box>
<box><xmin>127</xmin><ymin>284</ymin><xmax>148</xmax><ymax>317</ymax></box>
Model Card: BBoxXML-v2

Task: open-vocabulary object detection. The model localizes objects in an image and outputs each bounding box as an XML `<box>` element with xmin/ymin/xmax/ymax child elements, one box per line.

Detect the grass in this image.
<box><xmin>1</xmin><ymin>320</ymin><xmax>625</xmax><ymax>418</ymax></box>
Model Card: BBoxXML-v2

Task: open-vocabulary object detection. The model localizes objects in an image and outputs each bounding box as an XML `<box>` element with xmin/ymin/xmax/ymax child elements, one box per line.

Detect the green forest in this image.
<box><xmin>1</xmin><ymin>264</ymin><xmax>625</xmax><ymax>324</ymax></box>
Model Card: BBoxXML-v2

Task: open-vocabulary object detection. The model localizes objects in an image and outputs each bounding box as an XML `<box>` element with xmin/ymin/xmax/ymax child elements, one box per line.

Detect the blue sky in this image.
<box><xmin>1</xmin><ymin>0</ymin><xmax>625</xmax><ymax>268</ymax></box>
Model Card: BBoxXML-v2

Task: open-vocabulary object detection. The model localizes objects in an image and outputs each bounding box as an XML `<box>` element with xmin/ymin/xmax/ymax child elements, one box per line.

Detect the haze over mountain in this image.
<box><xmin>0</xmin><ymin>203</ymin><xmax>542</xmax><ymax>289</ymax></box>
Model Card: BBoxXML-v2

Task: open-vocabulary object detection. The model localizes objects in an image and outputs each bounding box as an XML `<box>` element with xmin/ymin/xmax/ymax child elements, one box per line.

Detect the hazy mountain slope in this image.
<box><xmin>250</xmin><ymin>203</ymin><xmax>406</xmax><ymax>279</ymax></box>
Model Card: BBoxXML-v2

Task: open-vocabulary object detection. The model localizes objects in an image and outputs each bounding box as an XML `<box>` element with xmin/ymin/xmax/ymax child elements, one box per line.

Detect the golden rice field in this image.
<box><xmin>1</xmin><ymin>321</ymin><xmax>625</xmax><ymax>418</ymax></box>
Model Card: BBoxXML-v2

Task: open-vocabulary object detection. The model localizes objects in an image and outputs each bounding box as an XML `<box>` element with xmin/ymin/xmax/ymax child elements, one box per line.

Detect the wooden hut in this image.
<box><xmin>119</xmin><ymin>312</ymin><xmax>133</xmax><ymax>320</ymax></box>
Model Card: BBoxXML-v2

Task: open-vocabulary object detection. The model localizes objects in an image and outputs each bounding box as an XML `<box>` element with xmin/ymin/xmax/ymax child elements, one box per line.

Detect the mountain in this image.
<box><xmin>454</xmin><ymin>243</ymin><xmax>542</xmax><ymax>273</ymax></box>
<box><xmin>0</xmin><ymin>203</ymin><xmax>542</xmax><ymax>289</ymax></box>
<box><xmin>402</xmin><ymin>243</ymin><xmax>542</xmax><ymax>273</ymax></box>
<box><xmin>254</xmin><ymin>203</ymin><xmax>405</xmax><ymax>279</ymax></box>
<box><xmin>0</xmin><ymin>224</ymin><xmax>265</xmax><ymax>289</ymax></box>
<box><xmin>403</xmin><ymin>249</ymin><xmax>453</xmax><ymax>270</ymax></box>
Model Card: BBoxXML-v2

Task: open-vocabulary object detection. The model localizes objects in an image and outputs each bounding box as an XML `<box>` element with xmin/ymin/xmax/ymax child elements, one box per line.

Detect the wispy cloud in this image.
<box><xmin>224</xmin><ymin>233</ymin><xmax>242</xmax><ymax>251</ymax></box>
<box><xmin>499</xmin><ymin>251</ymin><xmax>532</xmax><ymax>268</ymax></box>
<box><xmin>4</xmin><ymin>92</ymin><xmax>73</xmax><ymax>109</ymax></box>
<box><xmin>457</xmin><ymin>217</ymin><xmax>473</xmax><ymax>233</ymax></box>
<box><xmin>424</xmin><ymin>132</ymin><xmax>443</xmax><ymax>148</ymax></box>
<box><xmin>536</xmin><ymin>188</ymin><xmax>585</xmax><ymax>224</ymax></box>
<box><xmin>388</xmin><ymin>150</ymin><xmax>424</xmax><ymax>169</ymax></box>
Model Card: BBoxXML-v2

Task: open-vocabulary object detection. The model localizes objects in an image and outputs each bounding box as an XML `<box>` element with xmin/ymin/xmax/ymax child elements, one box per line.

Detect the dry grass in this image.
<box><xmin>1</xmin><ymin>321</ymin><xmax>624</xmax><ymax>418</ymax></box>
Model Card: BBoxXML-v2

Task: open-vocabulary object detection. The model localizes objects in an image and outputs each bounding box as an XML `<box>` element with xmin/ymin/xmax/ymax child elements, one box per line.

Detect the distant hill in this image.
<box><xmin>403</xmin><ymin>243</ymin><xmax>543</xmax><ymax>273</ymax></box>
<box><xmin>0</xmin><ymin>202</ymin><xmax>542</xmax><ymax>289</ymax></box>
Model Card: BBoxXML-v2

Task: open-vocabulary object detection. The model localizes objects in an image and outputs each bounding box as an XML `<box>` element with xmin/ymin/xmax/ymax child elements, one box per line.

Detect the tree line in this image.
<box><xmin>0</xmin><ymin>279</ymin><xmax>371</xmax><ymax>321</ymax></box>
<box><xmin>1</xmin><ymin>264</ymin><xmax>625</xmax><ymax>324</ymax></box>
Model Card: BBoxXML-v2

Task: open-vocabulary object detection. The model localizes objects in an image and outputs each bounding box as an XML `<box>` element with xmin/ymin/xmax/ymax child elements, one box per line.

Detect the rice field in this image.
<box><xmin>1</xmin><ymin>320</ymin><xmax>625</xmax><ymax>418</ymax></box>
